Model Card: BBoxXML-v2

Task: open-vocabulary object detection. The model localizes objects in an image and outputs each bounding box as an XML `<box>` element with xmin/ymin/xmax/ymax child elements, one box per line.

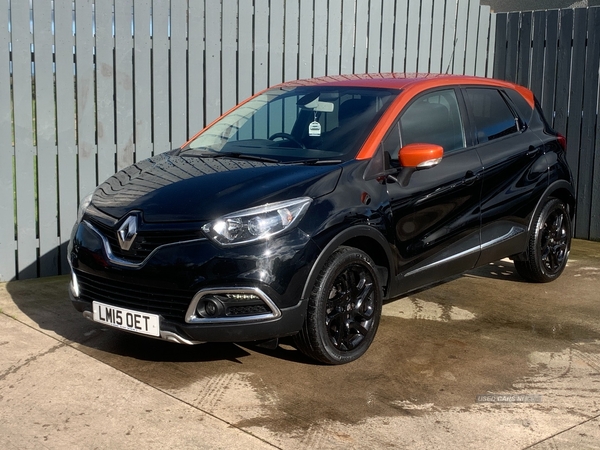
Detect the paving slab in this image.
<box><xmin>1</xmin><ymin>239</ymin><xmax>599</xmax><ymax>449</ymax></box>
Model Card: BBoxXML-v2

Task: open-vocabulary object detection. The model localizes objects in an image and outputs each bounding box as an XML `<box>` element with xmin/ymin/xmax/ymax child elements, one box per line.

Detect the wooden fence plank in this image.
<box><xmin>530</xmin><ymin>10</ymin><xmax>546</xmax><ymax>100</ymax></box>
<box><xmin>75</xmin><ymin>0</ymin><xmax>97</xmax><ymax>196</ymax></box>
<box><xmin>504</xmin><ymin>12</ymin><xmax>519</xmax><ymax>83</ymax></box>
<box><xmin>486</xmin><ymin>9</ymin><xmax>496</xmax><ymax>77</ymax></box>
<box><xmin>392</xmin><ymin>0</ymin><xmax>408</xmax><ymax>72</ymax></box>
<box><xmin>566</xmin><ymin>7</ymin><xmax>588</xmax><ymax>207</ymax></box>
<box><xmin>188</xmin><ymin>0</ymin><xmax>205</xmax><ymax>133</ymax></box>
<box><xmin>33</xmin><ymin>0</ymin><xmax>59</xmax><ymax>276</ymax></box>
<box><xmin>354</xmin><ymin>0</ymin><xmax>368</xmax><ymax>73</ymax></box>
<box><xmin>367</xmin><ymin>0</ymin><xmax>382</xmax><ymax>73</ymax></box>
<box><xmin>221</xmin><ymin>0</ymin><xmax>237</xmax><ymax>111</ymax></box>
<box><xmin>269</xmin><ymin>0</ymin><xmax>285</xmax><ymax>84</ymax></box>
<box><xmin>152</xmin><ymin>1</ymin><xmax>171</xmax><ymax>152</ymax></box>
<box><xmin>541</xmin><ymin>10</ymin><xmax>558</xmax><ymax>122</ymax></box>
<box><xmin>589</xmin><ymin>8</ymin><xmax>600</xmax><ymax>240</ymax></box>
<box><xmin>441</xmin><ymin>0</ymin><xmax>457</xmax><ymax>74</ymax></box>
<box><xmin>326</xmin><ymin>0</ymin><xmax>342</xmax><ymax>75</ymax></box>
<box><xmin>430</xmin><ymin>0</ymin><xmax>445</xmax><ymax>73</ymax></box>
<box><xmin>475</xmin><ymin>6</ymin><xmax>491</xmax><ymax>77</ymax></box>
<box><xmin>340</xmin><ymin>0</ymin><xmax>355</xmax><ymax>75</ymax></box>
<box><xmin>238</xmin><ymin>0</ymin><xmax>252</xmax><ymax>98</ymax></box>
<box><xmin>95</xmin><ymin>0</ymin><xmax>116</xmax><ymax>182</ymax></box>
<box><xmin>464</xmin><ymin>0</ymin><xmax>479</xmax><ymax>75</ymax></box>
<box><xmin>133</xmin><ymin>0</ymin><xmax>153</xmax><ymax>160</ymax></box>
<box><xmin>453</xmin><ymin>0</ymin><xmax>469</xmax><ymax>74</ymax></box>
<box><xmin>405</xmin><ymin>0</ymin><xmax>420</xmax><ymax>72</ymax></box>
<box><xmin>284</xmin><ymin>0</ymin><xmax>299</xmax><ymax>81</ymax></box>
<box><xmin>516</xmin><ymin>11</ymin><xmax>532</xmax><ymax>86</ymax></box>
<box><xmin>170</xmin><ymin>0</ymin><xmax>188</xmax><ymax>145</ymax></box>
<box><xmin>493</xmin><ymin>13</ymin><xmax>507</xmax><ymax>79</ymax></box>
<box><xmin>115</xmin><ymin>0</ymin><xmax>134</xmax><ymax>169</ymax></box>
<box><xmin>205</xmin><ymin>1</ymin><xmax>222</xmax><ymax>122</ymax></box>
<box><xmin>417</xmin><ymin>0</ymin><xmax>433</xmax><ymax>73</ymax></box>
<box><xmin>554</xmin><ymin>8</ymin><xmax>573</xmax><ymax>135</ymax></box>
<box><xmin>12</xmin><ymin>0</ymin><xmax>37</xmax><ymax>279</ymax></box>
<box><xmin>0</xmin><ymin>1</ymin><xmax>16</xmax><ymax>280</ymax></box>
<box><xmin>55</xmin><ymin>0</ymin><xmax>79</xmax><ymax>274</ymax></box>
<box><xmin>380</xmin><ymin>0</ymin><xmax>395</xmax><ymax>73</ymax></box>
<box><xmin>579</xmin><ymin>7</ymin><xmax>600</xmax><ymax>239</ymax></box>
<box><xmin>313</xmin><ymin>0</ymin><xmax>327</xmax><ymax>77</ymax></box>
<box><xmin>255</xmin><ymin>0</ymin><xmax>269</xmax><ymax>89</ymax></box>
<box><xmin>298</xmin><ymin>0</ymin><xmax>313</xmax><ymax>79</ymax></box>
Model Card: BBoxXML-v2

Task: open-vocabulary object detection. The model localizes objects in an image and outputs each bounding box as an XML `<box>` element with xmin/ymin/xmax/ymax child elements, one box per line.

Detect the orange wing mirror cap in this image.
<box><xmin>399</xmin><ymin>143</ymin><xmax>444</xmax><ymax>169</ymax></box>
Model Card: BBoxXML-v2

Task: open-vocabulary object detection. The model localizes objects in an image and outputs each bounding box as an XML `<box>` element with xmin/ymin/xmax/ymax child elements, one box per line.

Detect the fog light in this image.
<box><xmin>196</xmin><ymin>296</ymin><xmax>225</xmax><ymax>318</ymax></box>
<box><xmin>204</xmin><ymin>300</ymin><xmax>217</xmax><ymax>316</ymax></box>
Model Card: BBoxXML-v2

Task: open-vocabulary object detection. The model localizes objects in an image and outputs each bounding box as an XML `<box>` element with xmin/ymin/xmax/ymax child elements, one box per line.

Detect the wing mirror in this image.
<box><xmin>396</xmin><ymin>143</ymin><xmax>444</xmax><ymax>186</ymax></box>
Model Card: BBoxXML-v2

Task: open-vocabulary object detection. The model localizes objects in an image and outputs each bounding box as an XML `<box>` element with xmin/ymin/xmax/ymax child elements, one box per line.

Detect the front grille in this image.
<box><xmin>89</xmin><ymin>218</ymin><xmax>203</xmax><ymax>264</ymax></box>
<box><xmin>75</xmin><ymin>270</ymin><xmax>193</xmax><ymax>323</ymax></box>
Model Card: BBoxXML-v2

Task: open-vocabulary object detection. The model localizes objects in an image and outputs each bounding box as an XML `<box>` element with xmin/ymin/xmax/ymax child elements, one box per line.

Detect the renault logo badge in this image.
<box><xmin>117</xmin><ymin>215</ymin><xmax>138</xmax><ymax>251</ymax></box>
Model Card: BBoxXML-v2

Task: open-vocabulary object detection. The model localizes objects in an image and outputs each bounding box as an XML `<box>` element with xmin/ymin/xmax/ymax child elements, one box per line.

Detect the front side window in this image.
<box><xmin>399</xmin><ymin>89</ymin><xmax>466</xmax><ymax>153</ymax></box>
<box><xmin>184</xmin><ymin>87</ymin><xmax>398</xmax><ymax>163</ymax></box>
<box><xmin>464</xmin><ymin>88</ymin><xmax>518</xmax><ymax>143</ymax></box>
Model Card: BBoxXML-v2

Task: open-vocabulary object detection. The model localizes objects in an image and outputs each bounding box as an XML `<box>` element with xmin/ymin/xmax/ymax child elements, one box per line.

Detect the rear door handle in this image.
<box><xmin>526</xmin><ymin>146</ymin><xmax>540</xmax><ymax>157</ymax></box>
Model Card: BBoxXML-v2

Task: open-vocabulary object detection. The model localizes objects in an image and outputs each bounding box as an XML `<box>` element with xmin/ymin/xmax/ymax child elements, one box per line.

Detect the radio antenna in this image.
<box><xmin>444</xmin><ymin>38</ymin><xmax>459</xmax><ymax>74</ymax></box>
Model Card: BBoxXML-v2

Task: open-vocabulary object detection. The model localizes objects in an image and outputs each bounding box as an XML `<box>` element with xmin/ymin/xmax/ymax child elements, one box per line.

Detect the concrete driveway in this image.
<box><xmin>1</xmin><ymin>239</ymin><xmax>599</xmax><ymax>449</ymax></box>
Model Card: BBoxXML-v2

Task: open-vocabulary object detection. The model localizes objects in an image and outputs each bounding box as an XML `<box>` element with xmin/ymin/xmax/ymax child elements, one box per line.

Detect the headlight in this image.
<box><xmin>76</xmin><ymin>192</ymin><xmax>94</xmax><ymax>224</ymax></box>
<box><xmin>202</xmin><ymin>197</ymin><xmax>312</xmax><ymax>246</ymax></box>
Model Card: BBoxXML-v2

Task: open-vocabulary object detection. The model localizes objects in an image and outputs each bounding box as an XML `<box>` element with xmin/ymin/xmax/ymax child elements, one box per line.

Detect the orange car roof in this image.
<box><xmin>184</xmin><ymin>73</ymin><xmax>535</xmax><ymax>160</ymax></box>
<box><xmin>275</xmin><ymin>73</ymin><xmax>533</xmax><ymax>100</ymax></box>
<box><xmin>276</xmin><ymin>73</ymin><xmax>534</xmax><ymax>160</ymax></box>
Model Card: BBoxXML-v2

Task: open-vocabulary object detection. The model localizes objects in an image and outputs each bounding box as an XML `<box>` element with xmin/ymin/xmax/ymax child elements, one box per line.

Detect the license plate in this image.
<box><xmin>92</xmin><ymin>301</ymin><xmax>160</xmax><ymax>337</ymax></box>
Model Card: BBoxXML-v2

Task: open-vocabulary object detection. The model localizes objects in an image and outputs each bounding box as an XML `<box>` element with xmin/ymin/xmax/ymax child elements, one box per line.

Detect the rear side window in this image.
<box><xmin>464</xmin><ymin>88</ymin><xmax>518</xmax><ymax>143</ymax></box>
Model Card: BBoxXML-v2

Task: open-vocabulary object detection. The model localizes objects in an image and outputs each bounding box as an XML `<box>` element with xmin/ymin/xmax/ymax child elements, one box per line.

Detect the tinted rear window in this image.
<box><xmin>465</xmin><ymin>88</ymin><xmax>518</xmax><ymax>143</ymax></box>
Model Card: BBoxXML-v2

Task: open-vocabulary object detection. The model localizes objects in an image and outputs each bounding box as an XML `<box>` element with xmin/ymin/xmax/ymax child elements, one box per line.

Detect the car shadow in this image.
<box><xmin>3</xmin><ymin>257</ymin><xmax>527</xmax><ymax>366</ymax></box>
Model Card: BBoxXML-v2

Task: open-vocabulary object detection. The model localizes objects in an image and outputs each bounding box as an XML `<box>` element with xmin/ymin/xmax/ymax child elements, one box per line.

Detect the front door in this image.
<box><xmin>383</xmin><ymin>88</ymin><xmax>483</xmax><ymax>295</ymax></box>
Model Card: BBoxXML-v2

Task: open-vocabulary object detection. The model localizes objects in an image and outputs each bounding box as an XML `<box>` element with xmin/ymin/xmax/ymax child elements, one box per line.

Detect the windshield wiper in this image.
<box><xmin>216</xmin><ymin>152</ymin><xmax>279</xmax><ymax>163</ymax></box>
<box><xmin>180</xmin><ymin>150</ymin><xmax>279</xmax><ymax>164</ymax></box>
<box><xmin>282</xmin><ymin>159</ymin><xmax>343</xmax><ymax>165</ymax></box>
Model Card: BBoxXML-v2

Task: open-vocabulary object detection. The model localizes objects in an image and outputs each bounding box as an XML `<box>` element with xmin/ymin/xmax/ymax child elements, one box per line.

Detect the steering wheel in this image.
<box><xmin>268</xmin><ymin>132</ymin><xmax>306</xmax><ymax>149</ymax></box>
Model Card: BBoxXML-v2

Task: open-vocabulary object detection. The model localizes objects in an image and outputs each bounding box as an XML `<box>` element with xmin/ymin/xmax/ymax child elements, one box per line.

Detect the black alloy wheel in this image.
<box><xmin>294</xmin><ymin>246</ymin><xmax>382</xmax><ymax>364</ymax></box>
<box><xmin>514</xmin><ymin>198</ymin><xmax>572</xmax><ymax>283</ymax></box>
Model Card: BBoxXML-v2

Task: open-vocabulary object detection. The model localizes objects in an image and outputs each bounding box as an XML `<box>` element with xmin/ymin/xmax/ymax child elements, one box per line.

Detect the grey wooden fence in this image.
<box><xmin>493</xmin><ymin>6</ymin><xmax>600</xmax><ymax>241</ymax></box>
<box><xmin>0</xmin><ymin>0</ymin><xmax>497</xmax><ymax>281</ymax></box>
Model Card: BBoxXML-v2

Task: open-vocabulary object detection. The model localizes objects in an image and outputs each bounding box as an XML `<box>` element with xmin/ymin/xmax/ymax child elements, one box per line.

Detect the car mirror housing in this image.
<box><xmin>395</xmin><ymin>143</ymin><xmax>444</xmax><ymax>187</ymax></box>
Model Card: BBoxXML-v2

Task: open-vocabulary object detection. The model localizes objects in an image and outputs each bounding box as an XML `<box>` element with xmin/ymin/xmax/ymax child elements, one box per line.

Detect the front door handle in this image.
<box><xmin>463</xmin><ymin>170</ymin><xmax>480</xmax><ymax>186</ymax></box>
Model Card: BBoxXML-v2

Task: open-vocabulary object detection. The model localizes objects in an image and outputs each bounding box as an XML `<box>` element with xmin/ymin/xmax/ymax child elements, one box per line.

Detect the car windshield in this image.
<box><xmin>183</xmin><ymin>86</ymin><xmax>399</xmax><ymax>163</ymax></box>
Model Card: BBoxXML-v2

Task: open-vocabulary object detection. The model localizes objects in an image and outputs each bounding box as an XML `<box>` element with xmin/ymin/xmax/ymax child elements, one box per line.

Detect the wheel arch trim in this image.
<box><xmin>301</xmin><ymin>225</ymin><xmax>394</xmax><ymax>301</ymax></box>
<box><xmin>528</xmin><ymin>180</ymin><xmax>576</xmax><ymax>233</ymax></box>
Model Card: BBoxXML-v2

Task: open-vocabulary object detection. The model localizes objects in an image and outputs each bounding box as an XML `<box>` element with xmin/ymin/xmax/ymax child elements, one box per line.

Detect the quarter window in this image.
<box><xmin>464</xmin><ymin>88</ymin><xmax>518</xmax><ymax>143</ymax></box>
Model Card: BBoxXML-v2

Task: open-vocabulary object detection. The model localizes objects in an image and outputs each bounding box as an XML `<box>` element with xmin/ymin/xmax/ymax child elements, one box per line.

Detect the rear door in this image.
<box><xmin>383</xmin><ymin>88</ymin><xmax>483</xmax><ymax>295</ymax></box>
<box><xmin>462</xmin><ymin>87</ymin><xmax>549</xmax><ymax>265</ymax></box>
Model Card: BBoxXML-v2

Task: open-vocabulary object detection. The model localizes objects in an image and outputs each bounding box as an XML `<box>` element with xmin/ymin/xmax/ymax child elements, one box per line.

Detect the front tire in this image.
<box><xmin>294</xmin><ymin>246</ymin><xmax>382</xmax><ymax>364</ymax></box>
<box><xmin>514</xmin><ymin>198</ymin><xmax>571</xmax><ymax>282</ymax></box>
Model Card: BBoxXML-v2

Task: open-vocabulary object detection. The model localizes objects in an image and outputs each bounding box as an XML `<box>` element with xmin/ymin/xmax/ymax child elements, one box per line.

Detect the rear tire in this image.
<box><xmin>294</xmin><ymin>246</ymin><xmax>382</xmax><ymax>364</ymax></box>
<box><xmin>514</xmin><ymin>198</ymin><xmax>571</xmax><ymax>283</ymax></box>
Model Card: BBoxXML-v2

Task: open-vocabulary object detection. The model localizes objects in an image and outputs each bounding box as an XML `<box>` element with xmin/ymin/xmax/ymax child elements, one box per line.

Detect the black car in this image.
<box><xmin>69</xmin><ymin>73</ymin><xmax>575</xmax><ymax>364</ymax></box>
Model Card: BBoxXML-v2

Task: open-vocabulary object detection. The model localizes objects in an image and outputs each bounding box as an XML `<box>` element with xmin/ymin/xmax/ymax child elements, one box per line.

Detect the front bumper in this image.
<box><xmin>68</xmin><ymin>219</ymin><xmax>318</xmax><ymax>344</ymax></box>
<box><xmin>69</xmin><ymin>292</ymin><xmax>307</xmax><ymax>344</ymax></box>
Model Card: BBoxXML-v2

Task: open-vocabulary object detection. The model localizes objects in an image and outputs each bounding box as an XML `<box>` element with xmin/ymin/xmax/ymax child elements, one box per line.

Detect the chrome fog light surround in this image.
<box><xmin>185</xmin><ymin>287</ymin><xmax>281</xmax><ymax>324</ymax></box>
<box><xmin>71</xmin><ymin>271</ymin><xmax>80</xmax><ymax>298</ymax></box>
